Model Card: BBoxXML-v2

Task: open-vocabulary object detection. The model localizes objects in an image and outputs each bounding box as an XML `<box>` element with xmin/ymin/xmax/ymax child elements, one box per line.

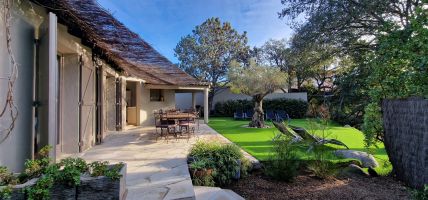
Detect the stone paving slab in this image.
<box><xmin>194</xmin><ymin>186</ymin><xmax>245</xmax><ymax>200</ymax></box>
<box><xmin>79</xmin><ymin>122</ymin><xmax>258</xmax><ymax>200</ymax></box>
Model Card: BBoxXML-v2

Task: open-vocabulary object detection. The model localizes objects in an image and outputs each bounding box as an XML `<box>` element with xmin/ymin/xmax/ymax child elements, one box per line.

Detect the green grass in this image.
<box><xmin>208</xmin><ymin>117</ymin><xmax>391</xmax><ymax>174</ymax></box>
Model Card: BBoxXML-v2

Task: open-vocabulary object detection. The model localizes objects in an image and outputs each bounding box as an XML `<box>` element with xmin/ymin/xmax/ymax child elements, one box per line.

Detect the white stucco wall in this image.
<box><xmin>0</xmin><ymin>4</ymin><xmax>38</xmax><ymax>172</ymax></box>
<box><xmin>138</xmin><ymin>85</ymin><xmax>176</xmax><ymax>126</ymax></box>
<box><xmin>175</xmin><ymin>92</ymin><xmax>204</xmax><ymax>110</ymax></box>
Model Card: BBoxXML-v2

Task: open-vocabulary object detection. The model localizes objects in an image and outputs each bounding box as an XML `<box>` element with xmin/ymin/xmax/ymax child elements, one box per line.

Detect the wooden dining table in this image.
<box><xmin>162</xmin><ymin>112</ymin><xmax>197</xmax><ymax>120</ymax></box>
<box><xmin>162</xmin><ymin>112</ymin><xmax>200</xmax><ymax>132</ymax></box>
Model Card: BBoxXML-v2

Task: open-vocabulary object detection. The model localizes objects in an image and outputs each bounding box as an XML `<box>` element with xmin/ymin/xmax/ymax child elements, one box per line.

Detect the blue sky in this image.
<box><xmin>97</xmin><ymin>0</ymin><xmax>293</xmax><ymax>63</ymax></box>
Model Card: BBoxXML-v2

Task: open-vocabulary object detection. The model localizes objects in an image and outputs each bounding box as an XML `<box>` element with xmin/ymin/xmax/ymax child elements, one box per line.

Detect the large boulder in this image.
<box><xmin>334</xmin><ymin>150</ymin><xmax>379</xmax><ymax>168</ymax></box>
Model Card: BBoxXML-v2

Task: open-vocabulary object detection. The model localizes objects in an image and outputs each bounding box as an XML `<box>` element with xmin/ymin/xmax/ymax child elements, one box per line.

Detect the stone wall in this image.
<box><xmin>382</xmin><ymin>98</ymin><xmax>428</xmax><ymax>189</ymax></box>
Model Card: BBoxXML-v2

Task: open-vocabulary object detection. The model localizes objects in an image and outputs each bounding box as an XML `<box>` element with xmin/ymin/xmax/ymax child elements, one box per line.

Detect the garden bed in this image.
<box><xmin>0</xmin><ymin>164</ymin><xmax>126</xmax><ymax>200</ymax></box>
<box><xmin>0</xmin><ymin>147</ymin><xmax>127</xmax><ymax>200</ymax></box>
<box><xmin>208</xmin><ymin>117</ymin><xmax>391</xmax><ymax>174</ymax></box>
<box><xmin>225</xmin><ymin>170</ymin><xmax>410</xmax><ymax>200</ymax></box>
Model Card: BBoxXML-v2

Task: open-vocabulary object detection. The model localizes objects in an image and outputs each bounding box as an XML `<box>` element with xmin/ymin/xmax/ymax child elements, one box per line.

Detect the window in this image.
<box><xmin>150</xmin><ymin>89</ymin><xmax>163</xmax><ymax>101</ymax></box>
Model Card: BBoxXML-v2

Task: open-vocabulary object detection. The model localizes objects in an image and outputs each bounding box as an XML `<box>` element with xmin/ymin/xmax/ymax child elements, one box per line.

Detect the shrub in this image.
<box><xmin>189</xmin><ymin>141</ymin><xmax>243</xmax><ymax>186</ymax></box>
<box><xmin>214</xmin><ymin>100</ymin><xmax>252</xmax><ymax>117</ymax></box>
<box><xmin>305</xmin><ymin>107</ymin><xmax>340</xmax><ymax>179</ymax></box>
<box><xmin>22</xmin><ymin>146</ymin><xmax>52</xmax><ymax>180</ymax></box>
<box><xmin>240</xmin><ymin>157</ymin><xmax>252</xmax><ymax>178</ymax></box>
<box><xmin>3</xmin><ymin>146</ymin><xmax>124</xmax><ymax>200</ymax></box>
<box><xmin>0</xmin><ymin>185</ymin><xmax>12</xmax><ymax>199</ymax></box>
<box><xmin>214</xmin><ymin>98</ymin><xmax>308</xmax><ymax>118</ymax></box>
<box><xmin>58</xmin><ymin>158</ymin><xmax>88</xmax><ymax>186</ymax></box>
<box><xmin>0</xmin><ymin>166</ymin><xmax>18</xmax><ymax>199</ymax></box>
<box><xmin>0</xmin><ymin>166</ymin><xmax>18</xmax><ymax>186</ymax></box>
<box><xmin>411</xmin><ymin>185</ymin><xmax>428</xmax><ymax>200</ymax></box>
<box><xmin>265</xmin><ymin>134</ymin><xmax>300</xmax><ymax>182</ymax></box>
<box><xmin>306</xmin><ymin>160</ymin><xmax>338</xmax><ymax>179</ymax></box>
<box><xmin>89</xmin><ymin>161</ymin><xmax>124</xmax><ymax>180</ymax></box>
<box><xmin>188</xmin><ymin>158</ymin><xmax>216</xmax><ymax>187</ymax></box>
<box><xmin>192</xmin><ymin>175</ymin><xmax>215</xmax><ymax>187</ymax></box>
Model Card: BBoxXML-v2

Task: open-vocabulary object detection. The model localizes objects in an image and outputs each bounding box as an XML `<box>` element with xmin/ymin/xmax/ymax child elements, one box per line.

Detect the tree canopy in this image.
<box><xmin>229</xmin><ymin>60</ymin><xmax>288</xmax><ymax>128</ymax></box>
<box><xmin>174</xmin><ymin>17</ymin><xmax>250</xmax><ymax>109</ymax></box>
<box><xmin>279</xmin><ymin>0</ymin><xmax>427</xmax><ymax>146</ymax></box>
<box><xmin>280</xmin><ymin>0</ymin><xmax>423</xmax><ymax>51</ymax></box>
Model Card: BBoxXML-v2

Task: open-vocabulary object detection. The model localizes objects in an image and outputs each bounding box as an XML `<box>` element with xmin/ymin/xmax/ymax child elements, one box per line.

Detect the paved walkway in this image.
<box><xmin>79</xmin><ymin>122</ymin><xmax>254</xmax><ymax>200</ymax></box>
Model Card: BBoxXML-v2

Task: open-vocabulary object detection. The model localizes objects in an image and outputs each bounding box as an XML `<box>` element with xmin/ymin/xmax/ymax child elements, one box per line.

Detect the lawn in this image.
<box><xmin>208</xmin><ymin>117</ymin><xmax>391</xmax><ymax>174</ymax></box>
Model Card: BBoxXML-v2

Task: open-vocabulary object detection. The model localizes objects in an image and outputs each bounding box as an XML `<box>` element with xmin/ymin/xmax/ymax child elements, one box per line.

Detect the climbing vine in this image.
<box><xmin>0</xmin><ymin>0</ymin><xmax>19</xmax><ymax>143</ymax></box>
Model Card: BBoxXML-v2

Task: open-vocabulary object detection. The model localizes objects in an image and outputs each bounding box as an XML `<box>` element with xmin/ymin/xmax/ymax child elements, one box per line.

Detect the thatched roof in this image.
<box><xmin>32</xmin><ymin>0</ymin><xmax>206</xmax><ymax>86</ymax></box>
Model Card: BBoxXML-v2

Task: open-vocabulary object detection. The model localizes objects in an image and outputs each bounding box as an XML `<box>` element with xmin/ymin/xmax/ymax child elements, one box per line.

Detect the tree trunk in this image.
<box><xmin>249</xmin><ymin>96</ymin><xmax>265</xmax><ymax>128</ymax></box>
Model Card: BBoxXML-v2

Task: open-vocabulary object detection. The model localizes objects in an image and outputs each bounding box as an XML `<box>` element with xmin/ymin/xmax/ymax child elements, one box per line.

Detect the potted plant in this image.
<box><xmin>1</xmin><ymin>146</ymin><xmax>127</xmax><ymax>200</ymax></box>
<box><xmin>77</xmin><ymin>161</ymin><xmax>127</xmax><ymax>200</ymax></box>
<box><xmin>0</xmin><ymin>166</ymin><xmax>40</xmax><ymax>200</ymax></box>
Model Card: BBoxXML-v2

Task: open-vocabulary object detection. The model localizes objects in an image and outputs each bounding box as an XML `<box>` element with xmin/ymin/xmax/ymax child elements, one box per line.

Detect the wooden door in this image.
<box><xmin>79</xmin><ymin>55</ymin><xmax>96</xmax><ymax>151</ymax></box>
<box><xmin>60</xmin><ymin>54</ymin><xmax>80</xmax><ymax>153</ymax></box>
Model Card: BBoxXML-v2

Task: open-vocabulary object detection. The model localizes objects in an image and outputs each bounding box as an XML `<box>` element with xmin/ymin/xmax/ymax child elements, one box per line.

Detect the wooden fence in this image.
<box><xmin>382</xmin><ymin>97</ymin><xmax>428</xmax><ymax>189</ymax></box>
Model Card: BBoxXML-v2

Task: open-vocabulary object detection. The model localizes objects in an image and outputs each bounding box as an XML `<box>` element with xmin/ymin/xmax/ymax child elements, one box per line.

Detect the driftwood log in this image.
<box><xmin>272</xmin><ymin>121</ymin><xmax>302</xmax><ymax>141</ymax></box>
<box><xmin>272</xmin><ymin>121</ymin><xmax>349</xmax><ymax>149</ymax></box>
<box><xmin>288</xmin><ymin>125</ymin><xmax>349</xmax><ymax>149</ymax></box>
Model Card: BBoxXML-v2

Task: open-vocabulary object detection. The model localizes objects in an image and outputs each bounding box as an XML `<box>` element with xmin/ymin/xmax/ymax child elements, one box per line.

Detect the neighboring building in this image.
<box><xmin>176</xmin><ymin>87</ymin><xmax>307</xmax><ymax>110</ymax></box>
<box><xmin>0</xmin><ymin>0</ymin><xmax>208</xmax><ymax>172</ymax></box>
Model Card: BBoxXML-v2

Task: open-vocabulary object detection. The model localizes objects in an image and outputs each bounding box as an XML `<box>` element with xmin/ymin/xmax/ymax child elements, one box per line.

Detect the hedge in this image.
<box><xmin>214</xmin><ymin>98</ymin><xmax>308</xmax><ymax>118</ymax></box>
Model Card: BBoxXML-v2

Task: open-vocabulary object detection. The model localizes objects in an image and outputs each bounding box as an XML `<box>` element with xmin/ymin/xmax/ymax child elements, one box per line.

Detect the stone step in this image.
<box><xmin>222</xmin><ymin>189</ymin><xmax>245</xmax><ymax>200</ymax></box>
<box><xmin>194</xmin><ymin>186</ymin><xmax>244</xmax><ymax>200</ymax></box>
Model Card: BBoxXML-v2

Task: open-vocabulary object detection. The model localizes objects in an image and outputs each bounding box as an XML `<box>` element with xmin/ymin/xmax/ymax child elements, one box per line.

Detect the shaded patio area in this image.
<box><xmin>79</xmin><ymin>122</ymin><xmax>253</xmax><ymax>200</ymax></box>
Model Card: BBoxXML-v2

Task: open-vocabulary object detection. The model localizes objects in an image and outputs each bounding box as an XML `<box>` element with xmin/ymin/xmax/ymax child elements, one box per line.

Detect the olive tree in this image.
<box><xmin>228</xmin><ymin>60</ymin><xmax>288</xmax><ymax>128</ymax></box>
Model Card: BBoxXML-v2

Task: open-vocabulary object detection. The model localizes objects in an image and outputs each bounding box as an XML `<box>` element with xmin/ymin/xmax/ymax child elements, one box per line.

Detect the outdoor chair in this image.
<box><xmin>178</xmin><ymin>112</ymin><xmax>196</xmax><ymax>141</ymax></box>
<box><xmin>154</xmin><ymin>112</ymin><xmax>178</xmax><ymax>142</ymax></box>
<box><xmin>265</xmin><ymin>110</ymin><xmax>276</xmax><ymax>121</ymax></box>
<box><xmin>234</xmin><ymin>110</ymin><xmax>245</xmax><ymax>120</ymax></box>
<box><xmin>244</xmin><ymin>110</ymin><xmax>254</xmax><ymax>119</ymax></box>
<box><xmin>194</xmin><ymin>110</ymin><xmax>200</xmax><ymax>130</ymax></box>
<box><xmin>275</xmin><ymin>110</ymin><xmax>290</xmax><ymax>123</ymax></box>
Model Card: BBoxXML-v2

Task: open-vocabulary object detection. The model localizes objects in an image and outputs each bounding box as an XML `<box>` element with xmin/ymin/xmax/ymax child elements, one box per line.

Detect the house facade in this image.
<box><xmin>0</xmin><ymin>0</ymin><xmax>209</xmax><ymax>172</ymax></box>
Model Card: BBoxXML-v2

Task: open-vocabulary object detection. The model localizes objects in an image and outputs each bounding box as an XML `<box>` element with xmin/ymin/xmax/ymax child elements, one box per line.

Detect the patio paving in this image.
<box><xmin>79</xmin><ymin>122</ymin><xmax>254</xmax><ymax>200</ymax></box>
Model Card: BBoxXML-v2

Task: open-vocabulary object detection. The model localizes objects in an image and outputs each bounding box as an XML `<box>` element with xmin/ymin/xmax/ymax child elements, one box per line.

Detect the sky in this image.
<box><xmin>97</xmin><ymin>0</ymin><xmax>294</xmax><ymax>63</ymax></box>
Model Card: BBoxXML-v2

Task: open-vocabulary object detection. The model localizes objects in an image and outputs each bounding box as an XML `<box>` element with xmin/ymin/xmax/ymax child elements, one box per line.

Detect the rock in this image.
<box><xmin>344</xmin><ymin>125</ymin><xmax>351</xmax><ymax>128</ymax></box>
<box><xmin>334</xmin><ymin>150</ymin><xmax>379</xmax><ymax>168</ymax></box>
<box><xmin>345</xmin><ymin>164</ymin><xmax>369</xmax><ymax>176</ymax></box>
<box><xmin>368</xmin><ymin>167</ymin><xmax>379</xmax><ymax>177</ymax></box>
